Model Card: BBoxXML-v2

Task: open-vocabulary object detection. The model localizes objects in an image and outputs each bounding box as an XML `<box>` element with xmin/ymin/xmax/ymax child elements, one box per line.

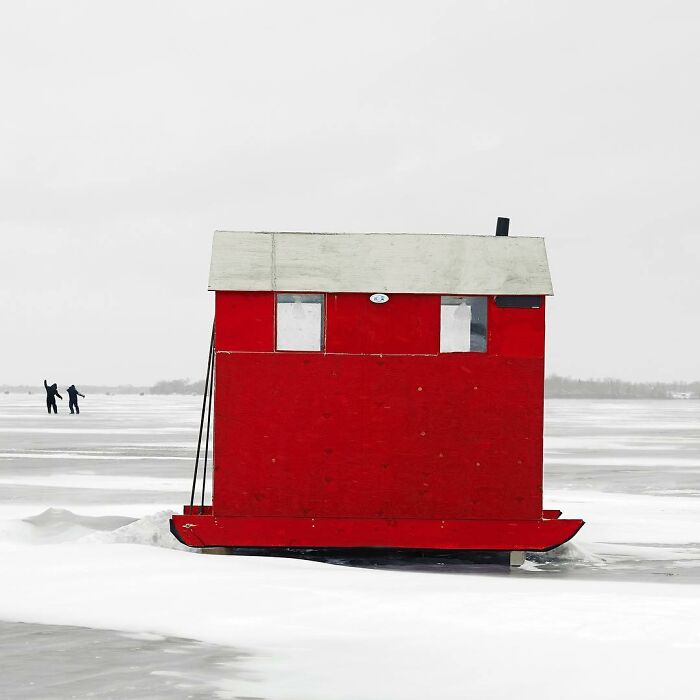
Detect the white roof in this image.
<box><xmin>208</xmin><ymin>231</ymin><xmax>553</xmax><ymax>295</ymax></box>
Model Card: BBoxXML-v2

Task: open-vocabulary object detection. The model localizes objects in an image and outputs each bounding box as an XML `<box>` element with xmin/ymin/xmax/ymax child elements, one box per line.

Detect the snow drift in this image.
<box><xmin>80</xmin><ymin>509</ymin><xmax>194</xmax><ymax>551</ymax></box>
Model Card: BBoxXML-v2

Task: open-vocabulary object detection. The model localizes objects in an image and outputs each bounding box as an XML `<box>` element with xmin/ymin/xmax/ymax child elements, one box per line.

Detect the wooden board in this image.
<box><xmin>213</xmin><ymin>351</ymin><xmax>544</xmax><ymax>521</ymax></box>
<box><xmin>170</xmin><ymin>514</ymin><xmax>584</xmax><ymax>551</ymax></box>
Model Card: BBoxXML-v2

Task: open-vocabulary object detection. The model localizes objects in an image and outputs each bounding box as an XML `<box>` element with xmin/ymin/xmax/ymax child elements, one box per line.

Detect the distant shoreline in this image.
<box><xmin>0</xmin><ymin>379</ymin><xmax>204</xmax><ymax>397</ymax></box>
<box><xmin>1</xmin><ymin>376</ymin><xmax>698</xmax><ymax>399</ymax></box>
<box><xmin>544</xmin><ymin>375</ymin><xmax>699</xmax><ymax>400</ymax></box>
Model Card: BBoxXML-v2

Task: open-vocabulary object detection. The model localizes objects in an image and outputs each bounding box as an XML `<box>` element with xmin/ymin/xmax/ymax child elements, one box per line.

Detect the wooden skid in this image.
<box><xmin>170</xmin><ymin>513</ymin><xmax>583</xmax><ymax>552</ymax></box>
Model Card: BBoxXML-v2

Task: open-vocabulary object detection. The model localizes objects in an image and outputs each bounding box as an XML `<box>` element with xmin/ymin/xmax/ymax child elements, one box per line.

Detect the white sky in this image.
<box><xmin>1</xmin><ymin>1</ymin><xmax>698</xmax><ymax>385</ymax></box>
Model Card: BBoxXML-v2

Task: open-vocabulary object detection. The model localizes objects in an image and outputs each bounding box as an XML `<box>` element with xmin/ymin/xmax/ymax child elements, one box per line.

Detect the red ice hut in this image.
<box><xmin>171</xmin><ymin>222</ymin><xmax>583</xmax><ymax>558</ymax></box>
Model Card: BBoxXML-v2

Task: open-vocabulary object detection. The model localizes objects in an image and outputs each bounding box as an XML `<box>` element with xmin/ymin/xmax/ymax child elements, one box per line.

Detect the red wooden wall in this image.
<box><xmin>213</xmin><ymin>292</ymin><xmax>545</xmax><ymax>522</ymax></box>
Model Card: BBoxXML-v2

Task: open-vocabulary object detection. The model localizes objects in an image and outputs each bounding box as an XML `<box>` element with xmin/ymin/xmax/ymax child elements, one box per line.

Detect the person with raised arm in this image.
<box><xmin>43</xmin><ymin>379</ymin><xmax>62</xmax><ymax>414</ymax></box>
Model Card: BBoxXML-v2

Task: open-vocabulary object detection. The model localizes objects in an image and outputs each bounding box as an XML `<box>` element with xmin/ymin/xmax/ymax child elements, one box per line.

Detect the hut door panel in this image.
<box><xmin>213</xmin><ymin>352</ymin><xmax>543</xmax><ymax>521</ymax></box>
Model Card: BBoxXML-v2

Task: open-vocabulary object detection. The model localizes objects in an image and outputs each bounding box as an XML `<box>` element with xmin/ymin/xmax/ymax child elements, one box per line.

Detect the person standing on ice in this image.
<box><xmin>67</xmin><ymin>385</ymin><xmax>85</xmax><ymax>414</ymax></box>
<box><xmin>43</xmin><ymin>379</ymin><xmax>62</xmax><ymax>414</ymax></box>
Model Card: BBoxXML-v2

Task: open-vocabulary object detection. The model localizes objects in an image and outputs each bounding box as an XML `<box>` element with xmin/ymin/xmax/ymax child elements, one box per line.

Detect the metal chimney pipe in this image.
<box><xmin>496</xmin><ymin>217</ymin><xmax>510</xmax><ymax>236</ymax></box>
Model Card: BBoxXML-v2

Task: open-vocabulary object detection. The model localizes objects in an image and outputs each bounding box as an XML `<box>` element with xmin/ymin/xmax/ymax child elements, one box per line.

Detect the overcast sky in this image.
<box><xmin>1</xmin><ymin>1</ymin><xmax>698</xmax><ymax>385</ymax></box>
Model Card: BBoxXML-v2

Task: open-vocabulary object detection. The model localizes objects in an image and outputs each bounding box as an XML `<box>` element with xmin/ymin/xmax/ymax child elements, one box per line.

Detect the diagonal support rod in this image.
<box><xmin>200</xmin><ymin>345</ymin><xmax>215</xmax><ymax>514</ymax></box>
<box><xmin>190</xmin><ymin>322</ymin><xmax>214</xmax><ymax>511</ymax></box>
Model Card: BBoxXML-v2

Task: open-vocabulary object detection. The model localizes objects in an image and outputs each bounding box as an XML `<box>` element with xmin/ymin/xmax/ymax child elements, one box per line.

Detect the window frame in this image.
<box><xmin>274</xmin><ymin>292</ymin><xmax>326</xmax><ymax>352</ymax></box>
<box><xmin>439</xmin><ymin>295</ymin><xmax>488</xmax><ymax>354</ymax></box>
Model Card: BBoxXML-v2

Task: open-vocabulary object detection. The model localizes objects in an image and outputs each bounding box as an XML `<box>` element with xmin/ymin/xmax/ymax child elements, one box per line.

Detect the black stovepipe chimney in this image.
<box><xmin>496</xmin><ymin>217</ymin><xmax>510</xmax><ymax>236</ymax></box>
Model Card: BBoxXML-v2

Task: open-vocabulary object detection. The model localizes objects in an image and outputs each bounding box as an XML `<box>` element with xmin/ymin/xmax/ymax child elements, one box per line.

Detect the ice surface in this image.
<box><xmin>1</xmin><ymin>394</ymin><xmax>700</xmax><ymax>699</ymax></box>
<box><xmin>0</xmin><ymin>473</ymin><xmax>190</xmax><ymax>490</ymax></box>
<box><xmin>0</xmin><ymin>620</ymin><xmax>245</xmax><ymax>699</ymax></box>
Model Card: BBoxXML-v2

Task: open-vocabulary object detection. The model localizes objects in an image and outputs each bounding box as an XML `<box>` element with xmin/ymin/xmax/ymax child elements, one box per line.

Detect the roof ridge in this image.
<box><xmin>213</xmin><ymin>230</ymin><xmax>544</xmax><ymax>239</ymax></box>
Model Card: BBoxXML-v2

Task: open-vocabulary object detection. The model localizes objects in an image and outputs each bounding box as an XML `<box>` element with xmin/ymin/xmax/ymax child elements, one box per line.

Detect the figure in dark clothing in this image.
<box><xmin>67</xmin><ymin>385</ymin><xmax>85</xmax><ymax>414</ymax></box>
<box><xmin>44</xmin><ymin>380</ymin><xmax>62</xmax><ymax>414</ymax></box>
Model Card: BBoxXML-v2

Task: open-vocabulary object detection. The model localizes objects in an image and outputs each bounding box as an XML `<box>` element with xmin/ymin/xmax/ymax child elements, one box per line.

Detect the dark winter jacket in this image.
<box><xmin>44</xmin><ymin>380</ymin><xmax>62</xmax><ymax>401</ymax></box>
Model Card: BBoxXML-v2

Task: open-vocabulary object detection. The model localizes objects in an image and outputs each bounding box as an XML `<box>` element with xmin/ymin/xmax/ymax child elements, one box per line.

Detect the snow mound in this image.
<box><xmin>80</xmin><ymin>510</ymin><xmax>196</xmax><ymax>552</ymax></box>
<box><xmin>528</xmin><ymin>541</ymin><xmax>608</xmax><ymax>567</ymax></box>
<box><xmin>23</xmin><ymin>508</ymin><xmax>134</xmax><ymax>532</ymax></box>
<box><xmin>4</xmin><ymin>508</ymin><xmax>137</xmax><ymax>544</ymax></box>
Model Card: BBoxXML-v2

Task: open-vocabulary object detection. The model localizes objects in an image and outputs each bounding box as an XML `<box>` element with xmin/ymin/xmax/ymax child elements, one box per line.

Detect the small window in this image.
<box><xmin>440</xmin><ymin>296</ymin><xmax>487</xmax><ymax>353</ymax></box>
<box><xmin>276</xmin><ymin>294</ymin><xmax>324</xmax><ymax>351</ymax></box>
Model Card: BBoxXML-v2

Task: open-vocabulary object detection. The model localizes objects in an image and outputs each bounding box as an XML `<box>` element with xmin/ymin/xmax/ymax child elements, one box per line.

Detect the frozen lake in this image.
<box><xmin>0</xmin><ymin>620</ymin><xmax>246</xmax><ymax>699</ymax></box>
<box><xmin>1</xmin><ymin>394</ymin><xmax>699</xmax><ymax>698</ymax></box>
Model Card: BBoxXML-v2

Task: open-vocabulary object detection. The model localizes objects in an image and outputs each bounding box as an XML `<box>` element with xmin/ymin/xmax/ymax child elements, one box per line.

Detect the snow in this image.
<box><xmin>81</xmin><ymin>510</ymin><xmax>191</xmax><ymax>551</ymax></box>
<box><xmin>1</xmin><ymin>395</ymin><xmax>700</xmax><ymax>698</ymax></box>
<box><xmin>549</xmin><ymin>489</ymin><xmax>700</xmax><ymax>544</ymax></box>
<box><xmin>0</xmin><ymin>508</ymin><xmax>136</xmax><ymax>546</ymax></box>
<box><xmin>1</xmin><ymin>526</ymin><xmax>699</xmax><ymax>699</ymax></box>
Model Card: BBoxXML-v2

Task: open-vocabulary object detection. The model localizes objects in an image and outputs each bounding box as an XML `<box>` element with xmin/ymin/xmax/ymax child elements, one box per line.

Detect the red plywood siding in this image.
<box><xmin>325</xmin><ymin>293</ymin><xmax>439</xmax><ymax>354</ymax></box>
<box><xmin>211</xmin><ymin>290</ymin><xmax>546</xmax><ymax>531</ymax></box>
<box><xmin>488</xmin><ymin>297</ymin><xmax>545</xmax><ymax>359</ymax></box>
<box><xmin>215</xmin><ymin>291</ymin><xmax>274</xmax><ymax>352</ymax></box>
<box><xmin>172</xmin><ymin>513</ymin><xmax>583</xmax><ymax>551</ymax></box>
<box><xmin>213</xmin><ymin>352</ymin><xmax>543</xmax><ymax>521</ymax></box>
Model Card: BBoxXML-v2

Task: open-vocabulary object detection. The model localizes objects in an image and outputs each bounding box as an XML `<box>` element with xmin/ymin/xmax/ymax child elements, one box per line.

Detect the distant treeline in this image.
<box><xmin>149</xmin><ymin>379</ymin><xmax>206</xmax><ymax>395</ymax></box>
<box><xmin>2</xmin><ymin>376</ymin><xmax>698</xmax><ymax>398</ymax></box>
<box><xmin>545</xmin><ymin>375</ymin><xmax>699</xmax><ymax>399</ymax></box>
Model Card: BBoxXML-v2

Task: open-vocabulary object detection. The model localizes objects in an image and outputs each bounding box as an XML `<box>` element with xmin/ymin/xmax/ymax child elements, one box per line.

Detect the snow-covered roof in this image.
<box><xmin>208</xmin><ymin>231</ymin><xmax>553</xmax><ymax>295</ymax></box>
